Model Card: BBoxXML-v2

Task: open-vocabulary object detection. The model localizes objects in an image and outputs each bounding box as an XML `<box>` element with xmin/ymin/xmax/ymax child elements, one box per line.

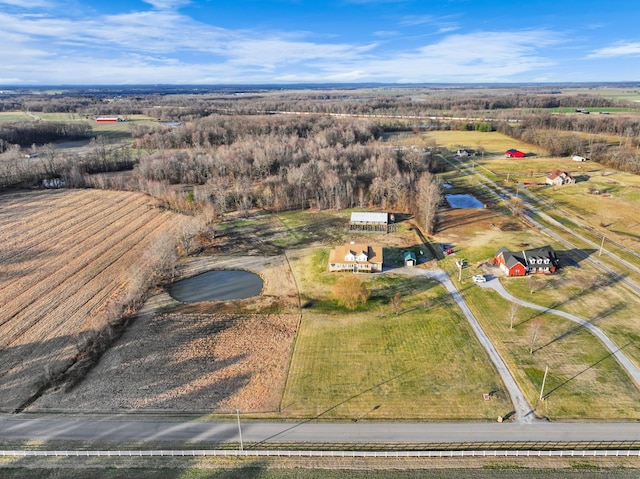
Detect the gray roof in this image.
<box><xmin>350</xmin><ymin>212</ymin><xmax>388</xmax><ymax>224</ymax></box>
<box><xmin>496</xmin><ymin>246</ymin><xmax>558</xmax><ymax>269</ymax></box>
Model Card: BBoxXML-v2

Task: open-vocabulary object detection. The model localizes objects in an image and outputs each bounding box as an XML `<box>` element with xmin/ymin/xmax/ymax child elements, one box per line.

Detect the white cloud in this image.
<box><xmin>142</xmin><ymin>0</ymin><xmax>191</xmax><ymax>10</ymax></box>
<box><xmin>587</xmin><ymin>42</ymin><xmax>640</xmax><ymax>58</ymax></box>
<box><xmin>0</xmin><ymin>3</ymin><xmax>562</xmax><ymax>85</ymax></box>
<box><xmin>332</xmin><ymin>30</ymin><xmax>561</xmax><ymax>83</ymax></box>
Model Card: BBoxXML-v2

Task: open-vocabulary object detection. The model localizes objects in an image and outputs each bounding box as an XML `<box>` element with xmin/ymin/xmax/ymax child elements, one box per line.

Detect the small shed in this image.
<box><xmin>404</xmin><ymin>251</ymin><xmax>417</xmax><ymax>267</ymax></box>
<box><xmin>349</xmin><ymin>212</ymin><xmax>390</xmax><ymax>233</ymax></box>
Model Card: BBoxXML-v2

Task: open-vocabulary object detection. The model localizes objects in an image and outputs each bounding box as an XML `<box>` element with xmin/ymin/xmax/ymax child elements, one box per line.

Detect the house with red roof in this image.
<box><xmin>494</xmin><ymin>246</ymin><xmax>559</xmax><ymax>277</ymax></box>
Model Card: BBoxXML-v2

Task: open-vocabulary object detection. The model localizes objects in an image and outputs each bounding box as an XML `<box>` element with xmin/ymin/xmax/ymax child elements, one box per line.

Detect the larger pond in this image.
<box><xmin>445</xmin><ymin>194</ymin><xmax>484</xmax><ymax>209</ymax></box>
<box><xmin>168</xmin><ymin>270</ymin><xmax>263</xmax><ymax>303</ymax></box>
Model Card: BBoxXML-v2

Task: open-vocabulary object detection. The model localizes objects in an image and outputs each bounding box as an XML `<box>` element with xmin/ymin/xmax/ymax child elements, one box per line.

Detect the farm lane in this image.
<box><xmin>395</xmin><ymin>267</ymin><xmax>534</xmax><ymax>424</ymax></box>
<box><xmin>1</xmin><ymin>416</ymin><xmax>639</xmax><ymax>443</ymax></box>
<box><xmin>480</xmin><ymin>278</ymin><xmax>640</xmax><ymax>388</ymax></box>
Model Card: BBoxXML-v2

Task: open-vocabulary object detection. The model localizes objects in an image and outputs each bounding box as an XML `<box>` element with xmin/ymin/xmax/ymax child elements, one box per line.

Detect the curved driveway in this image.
<box><xmin>397</xmin><ymin>267</ymin><xmax>534</xmax><ymax>423</ymax></box>
<box><xmin>480</xmin><ymin>278</ymin><xmax>640</xmax><ymax>388</ymax></box>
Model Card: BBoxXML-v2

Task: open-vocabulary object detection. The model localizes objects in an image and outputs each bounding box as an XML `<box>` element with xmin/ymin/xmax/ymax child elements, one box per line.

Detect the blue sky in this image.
<box><xmin>1</xmin><ymin>0</ymin><xmax>639</xmax><ymax>85</ymax></box>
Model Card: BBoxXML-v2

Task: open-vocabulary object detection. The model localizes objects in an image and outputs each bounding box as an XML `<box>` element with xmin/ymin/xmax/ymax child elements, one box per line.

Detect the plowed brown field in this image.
<box><xmin>0</xmin><ymin>189</ymin><xmax>180</xmax><ymax>412</ymax></box>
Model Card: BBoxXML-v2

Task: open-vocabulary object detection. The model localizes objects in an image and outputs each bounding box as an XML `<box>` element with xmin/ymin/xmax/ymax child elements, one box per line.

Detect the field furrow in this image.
<box><xmin>0</xmin><ymin>193</ymin><xmax>161</xmax><ymax>321</ymax></box>
<box><xmin>0</xmin><ymin>190</ymin><xmax>181</xmax><ymax>411</ymax></box>
<box><xmin>0</xmin><ymin>206</ymin><xmax>169</xmax><ymax>345</ymax></box>
<box><xmin>10</xmin><ymin>212</ymin><xmax>174</xmax><ymax>348</ymax></box>
<box><xmin>0</xmin><ymin>191</ymin><xmax>151</xmax><ymax>294</ymax></box>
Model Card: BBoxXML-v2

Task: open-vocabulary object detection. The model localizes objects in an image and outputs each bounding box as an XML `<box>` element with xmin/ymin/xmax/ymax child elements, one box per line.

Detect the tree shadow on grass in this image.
<box><xmin>531</xmin><ymin>301</ymin><xmax>626</xmax><ymax>354</ymax></box>
<box><xmin>250</xmin><ymin>369</ymin><xmax>415</xmax><ymax>449</ymax></box>
<box><xmin>541</xmin><ymin>342</ymin><xmax>634</xmax><ymax>401</ymax></box>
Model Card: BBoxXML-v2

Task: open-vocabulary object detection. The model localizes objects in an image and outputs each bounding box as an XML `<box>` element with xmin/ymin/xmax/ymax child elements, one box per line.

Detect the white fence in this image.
<box><xmin>1</xmin><ymin>449</ymin><xmax>639</xmax><ymax>458</ymax></box>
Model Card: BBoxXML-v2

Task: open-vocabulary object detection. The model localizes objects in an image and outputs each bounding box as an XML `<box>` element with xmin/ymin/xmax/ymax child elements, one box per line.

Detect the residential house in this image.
<box><xmin>546</xmin><ymin>169</ymin><xmax>575</xmax><ymax>186</ymax></box>
<box><xmin>494</xmin><ymin>246</ymin><xmax>559</xmax><ymax>277</ymax></box>
<box><xmin>329</xmin><ymin>243</ymin><xmax>383</xmax><ymax>273</ymax></box>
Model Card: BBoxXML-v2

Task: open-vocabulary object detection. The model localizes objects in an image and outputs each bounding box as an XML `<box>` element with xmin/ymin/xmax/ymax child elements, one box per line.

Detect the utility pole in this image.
<box><xmin>599</xmin><ymin>235</ymin><xmax>605</xmax><ymax>257</ymax></box>
<box><xmin>539</xmin><ymin>365</ymin><xmax>549</xmax><ymax>401</ymax></box>
<box><xmin>236</xmin><ymin>409</ymin><xmax>243</xmax><ymax>451</ymax></box>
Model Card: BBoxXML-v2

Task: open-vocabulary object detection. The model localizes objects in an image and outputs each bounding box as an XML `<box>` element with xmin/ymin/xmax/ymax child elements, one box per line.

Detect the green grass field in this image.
<box><xmin>2</xmin><ymin>465</ymin><xmax>640</xmax><ymax>479</ymax></box>
<box><xmin>281</xmin><ymin>242</ymin><xmax>511</xmax><ymax>420</ymax></box>
<box><xmin>387</xmin><ymin>130</ymin><xmax>543</xmax><ymax>158</ymax></box>
<box><xmin>0</xmin><ymin>111</ymin><xmax>31</xmax><ymax>122</ymax></box>
<box><xmin>460</xmin><ymin>282</ymin><xmax>640</xmax><ymax>419</ymax></box>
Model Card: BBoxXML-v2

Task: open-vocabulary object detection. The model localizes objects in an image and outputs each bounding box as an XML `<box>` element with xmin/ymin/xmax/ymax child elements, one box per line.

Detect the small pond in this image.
<box><xmin>445</xmin><ymin>194</ymin><xmax>484</xmax><ymax>209</ymax></box>
<box><xmin>168</xmin><ymin>270</ymin><xmax>263</xmax><ymax>303</ymax></box>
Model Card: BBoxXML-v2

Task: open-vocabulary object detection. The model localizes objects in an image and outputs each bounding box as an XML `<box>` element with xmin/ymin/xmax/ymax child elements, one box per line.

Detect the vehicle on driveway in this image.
<box><xmin>472</xmin><ymin>274</ymin><xmax>486</xmax><ymax>283</ymax></box>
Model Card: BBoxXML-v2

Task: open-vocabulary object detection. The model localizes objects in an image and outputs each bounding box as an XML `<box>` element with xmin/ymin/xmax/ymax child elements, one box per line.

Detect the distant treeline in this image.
<box><xmin>0</xmin><ymin>121</ymin><xmax>92</xmax><ymax>152</ymax></box>
<box><xmin>97</xmin><ymin>114</ymin><xmax>443</xmax><ymax>233</ymax></box>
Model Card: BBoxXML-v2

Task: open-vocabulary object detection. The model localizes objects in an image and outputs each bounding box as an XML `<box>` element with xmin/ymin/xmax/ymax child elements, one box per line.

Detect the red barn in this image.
<box><xmin>96</xmin><ymin>117</ymin><xmax>123</xmax><ymax>123</ymax></box>
<box><xmin>505</xmin><ymin>149</ymin><xmax>525</xmax><ymax>158</ymax></box>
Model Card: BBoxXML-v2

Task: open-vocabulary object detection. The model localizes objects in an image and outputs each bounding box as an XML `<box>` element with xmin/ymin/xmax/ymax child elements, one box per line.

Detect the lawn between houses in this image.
<box><xmin>281</xmin><ymin>248</ymin><xmax>511</xmax><ymax>420</ymax></box>
<box><xmin>430</xmin><ymin>204</ymin><xmax>640</xmax><ymax>419</ymax></box>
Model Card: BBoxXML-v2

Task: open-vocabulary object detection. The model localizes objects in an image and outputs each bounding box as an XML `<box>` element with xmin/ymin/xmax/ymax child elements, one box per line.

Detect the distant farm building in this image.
<box><xmin>329</xmin><ymin>243</ymin><xmax>383</xmax><ymax>273</ymax></box>
<box><xmin>349</xmin><ymin>212</ymin><xmax>390</xmax><ymax>233</ymax></box>
<box><xmin>96</xmin><ymin>117</ymin><xmax>124</xmax><ymax>122</ymax></box>
<box><xmin>546</xmin><ymin>169</ymin><xmax>575</xmax><ymax>186</ymax></box>
<box><xmin>505</xmin><ymin>149</ymin><xmax>525</xmax><ymax>158</ymax></box>
<box><xmin>456</xmin><ymin>149</ymin><xmax>476</xmax><ymax>157</ymax></box>
<box><xmin>494</xmin><ymin>246</ymin><xmax>559</xmax><ymax>277</ymax></box>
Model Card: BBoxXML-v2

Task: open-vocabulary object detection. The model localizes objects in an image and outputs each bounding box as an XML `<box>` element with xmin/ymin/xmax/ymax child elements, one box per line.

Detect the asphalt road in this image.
<box><xmin>1</xmin><ymin>416</ymin><xmax>639</xmax><ymax>443</ymax></box>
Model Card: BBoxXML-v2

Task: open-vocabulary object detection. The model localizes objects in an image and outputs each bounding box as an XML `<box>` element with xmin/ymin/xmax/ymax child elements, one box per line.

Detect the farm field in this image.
<box><xmin>0</xmin><ymin>189</ymin><xmax>182</xmax><ymax>412</ymax></box>
<box><xmin>389</xmin><ymin>130</ymin><xmax>545</xmax><ymax>158</ymax></box>
<box><xmin>0</xmin><ymin>111</ymin><xmax>31</xmax><ymax>123</ymax></box>
<box><xmin>32</xmin><ymin>253</ymin><xmax>300</xmax><ymax>413</ymax></box>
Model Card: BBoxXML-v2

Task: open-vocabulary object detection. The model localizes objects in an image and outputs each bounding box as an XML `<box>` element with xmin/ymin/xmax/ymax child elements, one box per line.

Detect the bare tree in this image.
<box><xmin>529</xmin><ymin>318</ymin><xmax>544</xmax><ymax>354</ymax></box>
<box><xmin>527</xmin><ymin>275</ymin><xmax>541</xmax><ymax>294</ymax></box>
<box><xmin>415</xmin><ymin>172</ymin><xmax>442</xmax><ymax>235</ymax></box>
<box><xmin>390</xmin><ymin>291</ymin><xmax>403</xmax><ymax>316</ymax></box>
<box><xmin>509</xmin><ymin>302</ymin><xmax>521</xmax><ymax>330</ymax></box>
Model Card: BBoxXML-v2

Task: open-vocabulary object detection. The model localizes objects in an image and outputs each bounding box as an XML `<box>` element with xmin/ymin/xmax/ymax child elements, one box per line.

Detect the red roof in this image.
<box><xmin>505</xmin><ymin>149</ymin><xmax>525</xmax><ymax>158</ymax></box>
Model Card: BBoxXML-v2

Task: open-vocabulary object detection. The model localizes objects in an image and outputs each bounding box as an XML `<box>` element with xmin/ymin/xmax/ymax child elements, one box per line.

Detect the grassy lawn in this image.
<box><xmin>387</xmin><ymin>130</ymin><xmax>544</xmax><ymax>158</ymax></box>
<box><xmin>460</xmin><ymin>281</ymin><xmax>640</xmax><ymax>419</ymax></box>
<box><xmin>2</xmin><ymin>464</ymin><xmax>640</xmax><ymax>479</ymax></box>
<box><xmin>423</xmin><ymin>192</ymin><xmax>640</xmax><ymax>419</ymax></box>
<box><xmin>0</xmin><ymin>111</ymin><xmax>31</xmax><ymax>122</ymax></box>
<box><xmin>282</xmin><ymin>244</ymin><xmax>511</xmax><ymax>420</ymax></box>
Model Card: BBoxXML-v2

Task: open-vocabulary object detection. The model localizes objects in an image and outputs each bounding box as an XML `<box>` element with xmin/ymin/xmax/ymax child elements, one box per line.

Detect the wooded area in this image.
<box><xmin>1</xmin><ymin>85</ymin><xmax>639</xmax><ymax>233</ymax></box>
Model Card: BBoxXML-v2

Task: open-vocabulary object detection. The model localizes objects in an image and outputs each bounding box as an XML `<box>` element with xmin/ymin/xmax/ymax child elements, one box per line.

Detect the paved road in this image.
<box><xmin>480</xmin><ymin>278</ymin><xmax>640</xmax><ymax>388</ymax></box>
<box><xmin>1</xmin><ymin>416</ymin><xmax>639</xmax><ymax>443</ymax></box>
<box><xmin>397</xmin><ymin>267</ymin><xmax>534</xmax><ymax>424</ymax></box>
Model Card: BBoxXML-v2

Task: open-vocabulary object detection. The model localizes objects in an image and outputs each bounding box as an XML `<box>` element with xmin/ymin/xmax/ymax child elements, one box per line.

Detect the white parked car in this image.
<box><xmin>472</xmin><ymin>274</ymin><xmax>487</xmax><ymax>283</ymax></box>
